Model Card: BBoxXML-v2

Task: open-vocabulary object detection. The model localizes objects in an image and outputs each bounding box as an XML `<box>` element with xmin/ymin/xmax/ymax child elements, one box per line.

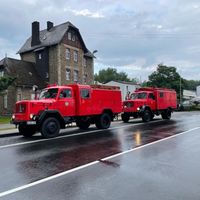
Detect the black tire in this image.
<box><xmin>142</xmin><ymin>110</ymin><xmax>151</xmax><ymax>122</ymax></box>
<box><xmin>161</xmin><ymin>109</ymin><xmax>171</xmax><ymax>120</ymax></box>
<box><xmin>151</xmin><ymin>113</ymin><xmax>155</xmax><ymax>120</ymax></box>
<box><xmin>41</xmin><ymin>117</ymin><xmax>60</xmax><ymax>138</ymax></box>
<box><xmin>76</xmin><ymin>118</ymin><xmax>90</xmax><ymax>130</ymax></box>
<box><xmin>121</xmin><ymin>113</ymin><xmax>130</xmax><ymax>123</ymax></box>
<box><xmin>18</xmin><ymin>124</ymin><xmax>36</xmax><ymax>137</ymax></box>
<box><xmin>95</xmin><ymin>113</ymin><xmax>111</xmax><ymax>129</ymax></box>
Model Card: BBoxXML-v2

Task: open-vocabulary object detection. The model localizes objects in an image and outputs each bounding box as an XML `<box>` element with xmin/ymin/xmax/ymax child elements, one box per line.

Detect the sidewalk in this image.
<box><xmin>0</xmin><ymin>123</ymin><xmax>19</xmax><ymax>137</ymax></box>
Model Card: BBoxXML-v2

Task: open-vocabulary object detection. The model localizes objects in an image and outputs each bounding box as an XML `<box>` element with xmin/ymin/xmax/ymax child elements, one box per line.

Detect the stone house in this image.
<box><xmin>0</xmin><ymin>21</ymin><xmax>95</xmax><ymax>115</ymax></box>
<box><xmin>18</xmin><ymin>21</ymin><xmax>95</xmax><ymax>85</ymax></box>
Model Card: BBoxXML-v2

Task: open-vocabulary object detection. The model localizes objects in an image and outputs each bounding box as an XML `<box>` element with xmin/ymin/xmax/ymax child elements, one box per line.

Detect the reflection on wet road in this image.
<box><xmin>0</xmin><ymin>111</ymin><xmax>200</xmax><ymax>197</ymax></box>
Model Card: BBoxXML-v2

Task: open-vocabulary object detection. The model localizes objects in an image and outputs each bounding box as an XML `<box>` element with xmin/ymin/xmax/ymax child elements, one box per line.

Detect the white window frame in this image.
<box><xmin>0</xmin><ymin>71</ymin><xmax>4</xmax><ymax>77</ymax></box>
<box><xmin>82</xmin><ymin>57</ymin><xmax>86</xmax><ymax>67</ymax></box>
<box><xmin>68</xmin><ymin>32</ymin><xmax>72</xmax><ymax>40</ymax></box>
<box><xmin>66</xmin><ymin>48</ymin><xmax>70</xmax><ymax>60</ymax></box>
<box><xmin>74</xmin><ymin>70</ymin><xmax>78</xmax><ymax>82</ymax></box>
<box><xmin>83</xmin><ymin>74</ymin><xmax>87</xmax><ymax>83</ymax></box>
<box><xmin>74</xmin><ymin>51</ymin><xmax>78</xmax><ymax>62</ymax></box>
<box><xmin>31</xmin><ymin>94</ymin><xmax>35</xmax><ymax>100</ymax></box>
<box><xmin>66</xmin><ymin>68</ymin><xmax>71</xmax><ymax>81</ymax></box>
<box><xmin>17</xmin><ymin>94</ymin><xmax>22</xmax><ymax>101</ymax></box>
<box><xmin>3</xmin><ymin>94</ymin><xmax>8</xmax><ymax>109</ymax></box>
<box><xmin>72</xmin><ymin>34</ymin><xmax>75</xmax><ymax>41</ymax></box>
<box><xmin>38</xmin><ymin>53</ymin><xmax>42</xmax><ymax>59</ymax></box>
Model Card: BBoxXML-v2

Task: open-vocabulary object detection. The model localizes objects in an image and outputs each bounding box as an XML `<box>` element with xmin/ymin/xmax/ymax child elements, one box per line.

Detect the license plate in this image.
<box><xmin>27</xmin><ymin>121</ymin><xmax>36</xmax><ymax>125</ymax></box>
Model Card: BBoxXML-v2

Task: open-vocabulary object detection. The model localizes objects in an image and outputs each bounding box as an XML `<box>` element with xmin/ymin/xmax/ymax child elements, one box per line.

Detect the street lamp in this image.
<box><xmin>92</xmin><ymin>50</ymin><xmax>98</xmax><ymax>55</ymax></box>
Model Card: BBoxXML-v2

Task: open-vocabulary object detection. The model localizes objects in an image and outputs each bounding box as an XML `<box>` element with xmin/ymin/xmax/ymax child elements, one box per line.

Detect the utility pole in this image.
<box><xmin>180</xmin><ymin>76</ymin><xmax>182</xmax><ymax>105</ymax></box>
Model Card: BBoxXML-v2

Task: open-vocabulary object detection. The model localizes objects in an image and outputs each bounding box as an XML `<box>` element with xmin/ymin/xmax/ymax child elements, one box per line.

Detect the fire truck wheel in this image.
<box><xmin>18</xmin><ymin>124</ymin><xmax>36</xmax><ymax>137</ymax></box>
<box><xmin>142</xmin><ymin>110</ymin><xmax>151</xmax><ymax>122</ymax></box>
<box><xmin>76</xmin><ymin>119</ymin><xmax>90</xmax><ymax>130</ymax></box>
<box><xmin>95</xmin><ymin>113</ymin><xmax>111</xmax><ymax>129</ymax></box>
<box><xmin>41</xmin><ymin>117</ymin><xmax>60</xmax><ymax>138</ymax></box>
<box><xmin>121</xmin><ymin>113</ymin><xmax>130</xmax><ymax>123</ymax></box>
<box><xmin>161</xmin><ymin>109</ymin><xmax>171</xmax><ymax>120</ymax></box>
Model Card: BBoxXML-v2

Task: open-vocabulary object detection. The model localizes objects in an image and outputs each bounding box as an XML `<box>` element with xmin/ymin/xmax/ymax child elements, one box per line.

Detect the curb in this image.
<box><xmin>0</xmin><ymin>132</ymin><xmax>20</xmax><ymax>138</ymax></box>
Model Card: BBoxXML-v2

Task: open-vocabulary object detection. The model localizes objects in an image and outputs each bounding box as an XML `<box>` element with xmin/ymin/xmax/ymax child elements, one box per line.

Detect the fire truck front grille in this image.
<box><xmin>16</xmin><ymin>103</ymin><xmax>26</xmax><ymax>113</ymax></box>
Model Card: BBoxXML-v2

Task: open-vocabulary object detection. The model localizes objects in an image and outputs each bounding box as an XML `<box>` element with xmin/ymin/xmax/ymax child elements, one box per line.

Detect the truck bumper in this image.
<box><xmin>11</xmin><ymin>120</ymin><xmax>37</xmax><ymax>126</ymax></box>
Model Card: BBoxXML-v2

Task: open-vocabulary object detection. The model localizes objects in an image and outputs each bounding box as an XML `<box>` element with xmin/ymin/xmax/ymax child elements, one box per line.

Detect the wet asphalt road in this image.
<box><xmin>0</xmin><ymin>111</ymin><xmax>200</xmax><ymax>199</ymax></box>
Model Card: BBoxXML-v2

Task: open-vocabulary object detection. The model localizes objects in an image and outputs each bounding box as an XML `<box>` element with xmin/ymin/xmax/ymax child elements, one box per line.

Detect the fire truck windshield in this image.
<box><xmin>131</xmin><ymin>92</ymin><xmax>147</xmax><ymax>100</ymax></box>
<box><xmin>39</xmin><ymin>88</ymin><xmax>58</xmax><ymax>99</ymax></box>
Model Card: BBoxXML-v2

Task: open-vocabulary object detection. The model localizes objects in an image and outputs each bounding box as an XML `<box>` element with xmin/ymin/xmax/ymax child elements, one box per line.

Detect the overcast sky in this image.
<box><xmin>0</xmin><ymin>0</ymin><xmax>200</xmax><ymax>81</ymax></box>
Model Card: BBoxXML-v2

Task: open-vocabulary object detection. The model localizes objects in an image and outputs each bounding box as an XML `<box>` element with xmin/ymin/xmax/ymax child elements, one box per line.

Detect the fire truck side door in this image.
<box><xmin>148</xmin><ymin>93</ymin><xmax>156</xmax><ymax>110</ymax></box>
<box><xmin>57</xmin><ymin>89</ymin><xmax>75</xmax><ymax>117</ymax></box>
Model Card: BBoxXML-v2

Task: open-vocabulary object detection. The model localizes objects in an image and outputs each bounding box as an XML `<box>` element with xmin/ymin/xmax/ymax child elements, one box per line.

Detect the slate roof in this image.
<box><xmin>18</xmin><ymin>21</ymin><xmax>94</xmax><ymax>58</ymax></box>
<box><xmin>0</xmin><ymin>57</ymin><xmax>45</xmax><ymax>88</ymax></box>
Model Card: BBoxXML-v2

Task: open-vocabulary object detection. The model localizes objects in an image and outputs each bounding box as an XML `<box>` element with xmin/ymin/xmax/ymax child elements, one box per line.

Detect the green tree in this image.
<box><xmin>184</xmin><ymin>80</ymin><xmax>200</xmax><ymax>91</ymax></box>
<box><xmin>146</xmin><ymin>64</ymin><xmax>182</xmax><ymax>100</ymax></box>
<box><xmin>94</xmin><ymin>67</ymin><xmax>132</xmax><ymax>83</ymax></box>
<box><xmin>0</xmin><ymin>76</ymin><xmax>16</xmax><ymax>94</ymax></box>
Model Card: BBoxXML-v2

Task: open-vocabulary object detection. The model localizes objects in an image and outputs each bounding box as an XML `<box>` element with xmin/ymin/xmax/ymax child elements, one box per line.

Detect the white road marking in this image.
<box><xmin>0</xmin><ymin>120</ymin><xmax>160</xmax><ymax>149</ymax></box>
<box><xmin>0</xmin><ymin>126</ymin><xmax>200</xmax><ymax>197</ymax></box>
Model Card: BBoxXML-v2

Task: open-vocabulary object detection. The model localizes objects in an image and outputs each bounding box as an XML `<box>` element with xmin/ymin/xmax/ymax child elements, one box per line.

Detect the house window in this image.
<box><xmin>74</xmin><ymin>51</ymin><xmax>78</xmax><ymax>62</ymax></box>
<box><xmin>0</xmin><ymin>71</ymin><xmax>4</xmax><ymax>77</ymax></box>
<box><xmin>3</xmin><ymin>94</ymin><xmax>7</xmax><ymax>109</ymax></box>
<box><xmin>72</xmin><ymin>33</ymin><xmax>76</xmax><ymax>41</ymax></box>
<box><xmin>82</xmin><ymin>57</ymin><xmax>86</xmax><ymax>67</ymax></box>
<box><xmin>83</xmin><ymin>74</ymin><xmax>87</xmax><ymax>83</ymax></box>
<box><xmin>17</xmin><ymin>94</ymin><xmax>22</xmax><ymax>101</ymax></box>
<box><xmin>66</xmin><ymin>68</ymin><xmax>71</xmax><ymax>81</ymax></box>
<box><xmin>74</xmin><ymin>70</ymin><xmax>78</xmax><ymax>82</ymax></box>
<box><xmin>68</xmin><ymin>32</ymin><xmax>72</xmax><ymax>40</ymax></box>
<box><xmin>66</xmin><ymin>48</ymin><xmax>70</xmax><ymax>60</ymax></box>
<box><xmin>31</xmin><ymin>94</ymin><xmax>35</xmax><ymax>100</ymax></box>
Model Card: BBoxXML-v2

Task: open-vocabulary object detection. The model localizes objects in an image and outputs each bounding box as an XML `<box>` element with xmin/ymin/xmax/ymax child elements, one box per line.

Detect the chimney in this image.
<box><xmin>47</xmin><ymin>21</ymin><xmax>53</xmax><ymax>31</ymax></box>
<box><xmin>31</xmin><ymin>21</ymin><xmax>41</xmax><ymax>47</ymax></box>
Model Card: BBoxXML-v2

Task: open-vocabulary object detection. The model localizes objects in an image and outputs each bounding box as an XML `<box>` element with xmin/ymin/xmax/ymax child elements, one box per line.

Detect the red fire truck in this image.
<box><xmin>11</xmin><ymin>84</ymin><xmax>122</xmax><ymax>138</ymax></box>
<box><xmin>122</xmin><ymin>87</ymin><xmax>177</xmax><ymax>123</ymax></box>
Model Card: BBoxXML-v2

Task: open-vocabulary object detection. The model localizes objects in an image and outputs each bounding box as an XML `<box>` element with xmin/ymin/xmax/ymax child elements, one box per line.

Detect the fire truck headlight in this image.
<box><xmin>137</xmin><ymin>107</ymin><xmax>140</xmax><ymax>111</ymax></box>
<box><xmin>12</xmin><ymin>114</ymin><xmax>15</xmax><ymax>120</ymax></box>
<box><xmin>30</xmin><ymin>114</ymin><xmax>34</xmax><ymax>119</ymax></box>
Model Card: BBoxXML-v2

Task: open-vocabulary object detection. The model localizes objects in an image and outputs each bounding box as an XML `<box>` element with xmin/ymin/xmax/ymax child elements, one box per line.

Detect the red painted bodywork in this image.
<box><xmin>13</xmin><ymin>84</ymin><xmax>122</xmax><ymax>122</ymax></box>
<box><xmin>123</xmin><ymin>87</ymin><xmax>177</xmax><ymax>113</ymax></box>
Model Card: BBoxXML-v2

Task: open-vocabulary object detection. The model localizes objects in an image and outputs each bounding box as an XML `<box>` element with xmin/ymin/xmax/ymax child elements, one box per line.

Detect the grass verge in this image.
<box><xmin>0</xmin><ymin>116</ymin><xmax>11</xmax><ymax>124</ymax></box>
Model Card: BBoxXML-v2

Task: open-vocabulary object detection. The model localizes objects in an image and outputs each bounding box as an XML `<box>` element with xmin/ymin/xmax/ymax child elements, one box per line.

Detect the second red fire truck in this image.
<box><xmin>122</xmin><ymin>87</ymin><xmax>177</xmax><ymax>123</ymax></box>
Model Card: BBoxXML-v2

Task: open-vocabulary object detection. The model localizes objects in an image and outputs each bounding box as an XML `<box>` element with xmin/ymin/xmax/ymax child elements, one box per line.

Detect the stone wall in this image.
<box><xmin>0</xmin><ymin>86</ymin><xmax>34</xmax><ymax>115</ymax></box>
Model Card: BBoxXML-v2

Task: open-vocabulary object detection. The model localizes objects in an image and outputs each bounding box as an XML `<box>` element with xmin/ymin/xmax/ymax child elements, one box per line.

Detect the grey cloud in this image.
<box><xmin>0</xmin><ymin>0</ymin><xmax>200</xmax><ymax>80</ymax></box>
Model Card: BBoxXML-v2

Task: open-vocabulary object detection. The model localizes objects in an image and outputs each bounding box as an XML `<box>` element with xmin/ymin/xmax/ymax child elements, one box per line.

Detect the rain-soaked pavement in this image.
<box><xmin>0</xmin><ymin>111</ymin><xmax>200</xmax><ymax>199</ymax></box>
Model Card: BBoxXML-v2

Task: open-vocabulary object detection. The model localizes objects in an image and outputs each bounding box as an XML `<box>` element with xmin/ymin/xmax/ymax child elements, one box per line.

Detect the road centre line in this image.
<box><xmin>0</xmin><ymin>120</ymin><xmax>160</xmax><ymax>149</ymax></box>
<box><xmin>0</xmin><ymin>126</ymin><xmax>200</xmax><ymax>198</ymax></box>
